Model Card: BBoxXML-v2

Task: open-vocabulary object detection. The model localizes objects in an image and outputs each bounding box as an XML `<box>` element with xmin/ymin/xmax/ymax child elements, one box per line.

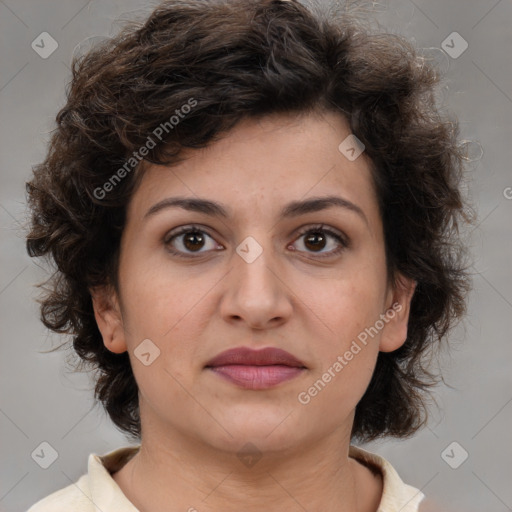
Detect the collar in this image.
<box><xmin>86</xmin><ymin>444</ymin><xmax>424</xmax><ymax>512</ymax></box>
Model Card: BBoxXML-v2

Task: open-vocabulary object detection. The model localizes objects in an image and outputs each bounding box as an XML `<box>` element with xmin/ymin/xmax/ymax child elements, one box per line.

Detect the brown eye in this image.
<box><xmin>292</xmin><ymin>225</ymin><xmax>348</xmax><ymax>258</ymax></box>
<box><xmin>303</xmin><ymin>231</ymin><xmax>328</xmax><ymax>252</ymax></box>
<box><xmin>182</xmin><ymin>231</ymin><xmax>206</xmax><ymax>251</ymax></box>
<box><xmin>164</xmin><ymin>225</ymin><xmax>221</xmax><ymax>257</ymax></box>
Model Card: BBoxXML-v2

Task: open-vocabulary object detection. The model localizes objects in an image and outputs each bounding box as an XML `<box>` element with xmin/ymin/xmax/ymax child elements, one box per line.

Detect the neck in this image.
<box><xmin>114</xmin><ymin>422</ymin><xmax>382</xmax><ymax>512</ymax></box>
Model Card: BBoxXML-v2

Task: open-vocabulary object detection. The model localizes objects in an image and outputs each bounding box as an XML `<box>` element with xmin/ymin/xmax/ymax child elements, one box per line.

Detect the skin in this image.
<box><xmin>92</xmin><ymin>110</ymin><xmax>416</xmax><ymax>512</ymax></box>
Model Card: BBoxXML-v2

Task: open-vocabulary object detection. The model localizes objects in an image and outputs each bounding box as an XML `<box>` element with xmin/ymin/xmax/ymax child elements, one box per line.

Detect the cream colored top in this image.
<box><xmin>27</xmin><ymin>444</ymin><xmax>425</xmax><ymax>512</ymax></box>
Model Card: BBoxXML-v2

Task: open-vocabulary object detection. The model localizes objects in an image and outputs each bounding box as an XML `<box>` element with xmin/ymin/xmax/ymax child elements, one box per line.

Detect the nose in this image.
<box><xmin>219</xmin><ymin>238</ymin><xmax>293</xmax><ymax>330</ymax></box>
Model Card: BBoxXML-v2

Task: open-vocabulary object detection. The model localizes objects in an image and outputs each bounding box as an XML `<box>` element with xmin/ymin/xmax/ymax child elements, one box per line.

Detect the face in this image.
<box><xmin>93</xmin><ymin>111</ymin><xmax>415</xmax><ymax>455</ymax></box>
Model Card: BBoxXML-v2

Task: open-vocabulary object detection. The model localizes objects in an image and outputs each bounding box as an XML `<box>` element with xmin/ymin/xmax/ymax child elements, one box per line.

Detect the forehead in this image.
<box><xmin>127</xmin><ymin>111</ymin><xmax>380</xmax><ymax>226</ymax></box>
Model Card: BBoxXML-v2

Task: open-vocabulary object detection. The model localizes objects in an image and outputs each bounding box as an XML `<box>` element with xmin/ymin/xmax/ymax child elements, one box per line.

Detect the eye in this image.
<box><xmin>290</xmin><ymin>224</ymin><xmax>348</xmax><ymax>258</ymax></box>
<box><xmin>164</xmin><ymin>225</ymin><xmax>222</xmax><ymax>258</ymax></box>
<box><xmin>164</xmin><ymin>223</ymin><xmax>349</xmax><ymax>259</ymax></box>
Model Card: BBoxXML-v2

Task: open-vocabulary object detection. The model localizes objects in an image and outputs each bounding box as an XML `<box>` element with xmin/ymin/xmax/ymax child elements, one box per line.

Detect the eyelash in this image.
<box><xmin>163</xmin><ymin>224</ymin><xmax>349</xmax><ymax>259</ymax></box>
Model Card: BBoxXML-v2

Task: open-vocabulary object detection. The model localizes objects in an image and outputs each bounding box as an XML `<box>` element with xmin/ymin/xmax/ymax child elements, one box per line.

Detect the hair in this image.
<box><xmin>25</xmin><ymin>0</ymin><xmax>471</xmax><ymax>442</ymax></box>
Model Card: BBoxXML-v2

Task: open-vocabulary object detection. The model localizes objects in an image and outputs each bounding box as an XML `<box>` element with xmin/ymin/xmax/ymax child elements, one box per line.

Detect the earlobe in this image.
<box><xmin>379</xmin><ymin>274</ymin><xmax>417</xmax><ymax>353</ymax></box>
<box><xmin>90</xmin><ymin>285</ymin><xmax>128</xmax><ymax>354</ymax></box>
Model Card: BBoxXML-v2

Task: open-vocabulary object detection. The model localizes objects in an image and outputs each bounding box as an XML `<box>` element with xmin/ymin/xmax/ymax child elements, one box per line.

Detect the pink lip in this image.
<box><xmin>205</xmin><ymin>347</ymin><xmax>306</xmax><ymax>390</ymax></box>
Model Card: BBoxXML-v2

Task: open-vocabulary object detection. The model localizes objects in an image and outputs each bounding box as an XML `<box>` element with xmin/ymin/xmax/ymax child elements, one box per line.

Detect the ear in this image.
<box><xmin>379</xmin><ymin>274</ymin><xmax>417</xmax><ymax>353</ymax></box>
<box><xmin>90</xmin><ymin>285</ymin><xmax>127</xmax><ymax>354</ymax></box>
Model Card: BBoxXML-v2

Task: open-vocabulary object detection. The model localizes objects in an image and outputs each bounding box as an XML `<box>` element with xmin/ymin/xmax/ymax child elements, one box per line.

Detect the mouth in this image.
<box><xmin>204</xmin><ymin>347</ymin><xmax>307</xmax><ymax>390</ymax></box>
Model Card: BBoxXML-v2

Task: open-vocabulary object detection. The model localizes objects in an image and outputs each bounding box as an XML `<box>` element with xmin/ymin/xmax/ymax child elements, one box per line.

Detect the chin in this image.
<box><xmin>206</xmin><ymin>408</ymin><xmax>304</xmax><ymax>452</ymax></box>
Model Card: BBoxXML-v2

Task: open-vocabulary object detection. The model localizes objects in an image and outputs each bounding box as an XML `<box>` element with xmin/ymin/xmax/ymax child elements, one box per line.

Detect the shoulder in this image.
<box><xmin>349</xmin><ymin>445</ymin><xmax>425</xmax><ymax>512</ymax></box>
<box><xmin>26</xmin><ymin>475</ymin><xmax>91</xmax><ymax>512</ymax></box>
<box><xmin>26</xmin><ymin>445</ymin><xmax>140</xmax><ymax>512</ymax></box>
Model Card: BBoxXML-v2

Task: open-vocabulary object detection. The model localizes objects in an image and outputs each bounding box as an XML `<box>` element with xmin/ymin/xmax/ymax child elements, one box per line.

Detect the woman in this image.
<box><xmin>25</xmin><ymin>0</ymin><xmax>470</xmax><ymax>510</ymax></box>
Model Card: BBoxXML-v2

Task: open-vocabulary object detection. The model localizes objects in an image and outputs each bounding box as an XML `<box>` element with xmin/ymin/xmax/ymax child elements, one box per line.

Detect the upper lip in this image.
<box><xmin>205</xmin><ymin>347</ymin><xmax>306</xmax><ymax>368</ymax></box>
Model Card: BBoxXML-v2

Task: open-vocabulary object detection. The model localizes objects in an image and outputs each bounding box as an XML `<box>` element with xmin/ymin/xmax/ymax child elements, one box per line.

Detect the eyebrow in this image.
<box><xmin>144</xmin><ymin>195</ymin><xmax>368</xmax><ymax>225</ymax></box>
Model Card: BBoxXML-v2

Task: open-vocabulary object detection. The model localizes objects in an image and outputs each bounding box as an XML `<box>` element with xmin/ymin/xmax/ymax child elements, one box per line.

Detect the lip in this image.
<box><xmin>205</xmin><ymin>347</ymin><xmax>306</xmax><ymax>390</ymax></box>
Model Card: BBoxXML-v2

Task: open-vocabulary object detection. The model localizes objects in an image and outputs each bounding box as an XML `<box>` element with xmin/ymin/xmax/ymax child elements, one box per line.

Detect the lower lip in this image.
<box><xmin>207</xmin><ymin>365</ymin><xmax>305</xmax><ymax>390</ymax></box>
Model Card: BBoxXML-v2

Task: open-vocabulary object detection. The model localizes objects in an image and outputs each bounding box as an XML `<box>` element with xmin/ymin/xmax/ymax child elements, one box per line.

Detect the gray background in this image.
<box><xmin>1</xmin><ymin>0</ymin><xmax>511</xmax><ymax>511</ymax></box>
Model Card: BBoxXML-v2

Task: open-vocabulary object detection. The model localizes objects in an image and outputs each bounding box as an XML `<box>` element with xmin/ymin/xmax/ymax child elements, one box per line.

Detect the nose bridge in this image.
<box><xmin>221</xmin><ymin>232</ymin><xmax>292</xmax><ymax>328</ymax></box>
<box><xmin>234</xmin><ymin>233</ymin><xmax>278</xmax><ymax>300</ymax></box>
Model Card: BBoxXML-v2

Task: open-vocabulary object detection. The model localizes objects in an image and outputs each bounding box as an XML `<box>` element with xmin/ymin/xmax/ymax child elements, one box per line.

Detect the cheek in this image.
<box><xmin>297</xmin><ymin>268</ymin><xmax>387</xmax><ymax>407</ymax></box>
<box><xmin>298</xmin><ymin>290</ymin><xmax>382</xmax><ymax>415</ymax></box>
<box><xmin>121</xmin><ymin>273</ymin><xmax>212</xmax><ymax>412</ymax></box>
<box><xmin>119</xmin><ymin>250</ymin><xmax>212</xmax><ymax>338</ymax></box>
<box><xmin>312</xmin><ymin>263</ymin><xmax>388</xmax><ymax>343</ymax></box>
<box><xmin>296</xmin><ymin>349</ymin><xmax>378</xmax><ymax>432</ymax></box>
<box><xmin>118</xmin><ymin>258</ymin><xmax>223</xmax><ymax>393</ymax></box>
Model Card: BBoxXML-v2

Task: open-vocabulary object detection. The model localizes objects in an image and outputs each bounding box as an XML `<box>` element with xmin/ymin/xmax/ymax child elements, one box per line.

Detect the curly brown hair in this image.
<box><xmin>25</xmin><ymin>0</ymin><xmax>471</xmax><ymax>442</ymax></box>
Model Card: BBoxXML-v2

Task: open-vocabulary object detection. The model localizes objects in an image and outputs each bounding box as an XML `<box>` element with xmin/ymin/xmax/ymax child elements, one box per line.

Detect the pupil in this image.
<box><xmin>305</xmin><ymin>232</ymin><xmax>325</xmax><ymax>251</ymax></box>
<box><xmin>184</xmin><ymin>231</ymin><xmax>204</xmax><ymax>251</ymax></box>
